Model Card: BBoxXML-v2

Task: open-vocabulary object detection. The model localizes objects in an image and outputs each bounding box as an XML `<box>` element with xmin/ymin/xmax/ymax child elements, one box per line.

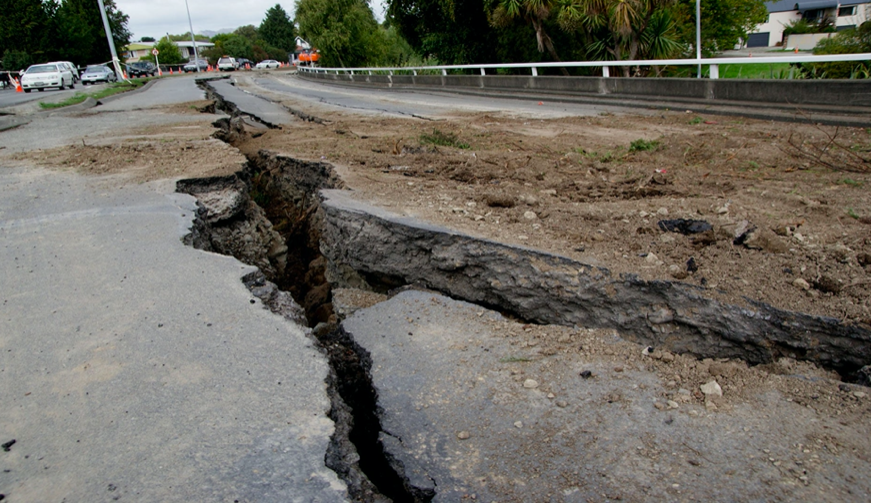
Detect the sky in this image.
<box><xmin>116</xmin><ymin>0</ymin><xmax>387</xmax><ymax>41</ymax></box>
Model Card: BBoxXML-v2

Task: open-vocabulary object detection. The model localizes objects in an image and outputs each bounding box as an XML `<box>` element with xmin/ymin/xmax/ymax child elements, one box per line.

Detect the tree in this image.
<box><xmin>0</xmin><ymin>0</ymin><xmax>59</xmax><ymax>64</ymax></box>
<box><xmin>388</xmin><ymin>0</ymin><xmax>500</xmax><ymax>65</ymax></box>
<box><xmin>555</xmin><ymin>0</ymin><xmax>684</xmax><ymax>75</ymax></box>
<box><xmin>295</xmin><ymin>0</ymin><xmax>384</xmax><ymax>67</ymax></box>
<box><xmin>140</xmin><ymin>36</ymin><xmax>155</xmax><ymax>42</ymax></box>
<box><xmin>259</xmin><ymin>4</ymin><xmax>295</xmax><ymax>51</ymax></box>
<box><xmin>57</xmin><ymin>0</ymin><xmax>131</xmax><ymax>65</ymax></box>
<box><xmin>140</xmin><ymin>37</ymin><xmax>185</xmax><ymax>65</ymax></box>
<box><xmin>673</xmin><ymin>0</ymin><xmax>767</xmax><ymax>56</ymax></box>
<box><xmin>488</xmin><ymin>0</ymin><xmax>567</xmax><ymax>65</ymax></box>
<box><xmin>169</xmin><ymin>32</ymin><xmax>210</xmax><ymax>42</ymax></box>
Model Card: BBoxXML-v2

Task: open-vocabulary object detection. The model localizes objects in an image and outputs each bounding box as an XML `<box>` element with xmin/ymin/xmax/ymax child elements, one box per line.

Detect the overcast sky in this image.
<box><xmin>116</xmin><ymin>0</ymin><xmax>387</xmax><ymax>40</ymax></box>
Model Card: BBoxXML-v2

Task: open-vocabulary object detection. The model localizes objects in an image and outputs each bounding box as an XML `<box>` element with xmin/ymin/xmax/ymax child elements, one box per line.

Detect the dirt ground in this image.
<box><xmin>238</xmin><ymin>104</ymin><xmax>871</xmax><ymax>326</ymax></box>
<box><xmin>7</xmin><ymin>87</ymin><xmax>871</xmax><ymax>334</ymax></box>
<box><xmin>3</xmin><ymin>79</ymin><xmax>871</xmax><ymax>500</ymax></box>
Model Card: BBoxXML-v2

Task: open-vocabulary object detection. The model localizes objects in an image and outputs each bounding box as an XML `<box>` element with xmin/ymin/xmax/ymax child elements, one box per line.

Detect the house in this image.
<box><xmin>124</xmin><ymin>42</ymin><xmax>155</xmax><ymax>62</ymax></box>
<box><xmin>122</xmin><ymin>40</ymin><xmax>215</xmax><ymax>63</ymax></box>
<box><xmin>174</xmin><ymin>41</ymin><xmax>215</xmax><ymax>61</ymax></box>
<box><xmin>747</xmin><ymin>0</ymin><xmax>870</xmax><ymax>47</ymax></box>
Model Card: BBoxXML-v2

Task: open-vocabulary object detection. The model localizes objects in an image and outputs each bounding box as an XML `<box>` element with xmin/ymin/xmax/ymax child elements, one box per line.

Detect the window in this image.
<box><xmin>838</xmin><ymin>6</ymin><xmax>855</xmax><ymax>16</ymax></box>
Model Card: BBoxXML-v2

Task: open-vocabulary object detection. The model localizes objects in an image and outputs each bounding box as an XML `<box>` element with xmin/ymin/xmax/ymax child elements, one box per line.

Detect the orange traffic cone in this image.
<box><xmin>169</xmin><ymin>68</ymin><xmax>173</xmax><ymax>74</ymax></box>
<box><xmin>13</xmin><ymin>77</ymin><xmax>22</xmax><ymax>92</ymax></box>
<box><xmin>794</xmin><ymin>47</ymin><xmax>799</xmax><ymax>53</ymax></box>
<box><xmin>158</xmin><ymin>68</ymin><xmax>163</xmax><ymax>76</ymax></box>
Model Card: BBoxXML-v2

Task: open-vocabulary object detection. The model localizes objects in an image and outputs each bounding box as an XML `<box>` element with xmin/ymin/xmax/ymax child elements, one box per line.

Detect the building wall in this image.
<box><xmin>836</xmin><ymin>3</ymin><xmax>870</xmax><ymax>29</ymax></box>
<box><xmin>752</xmin><ymin>11</ymin><xmax>803</xmax><ymax>47</ymax></box>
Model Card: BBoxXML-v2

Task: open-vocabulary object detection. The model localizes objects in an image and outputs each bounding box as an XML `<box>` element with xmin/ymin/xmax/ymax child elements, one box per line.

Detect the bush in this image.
<box><xmin>1</xmin><ymin>49</ymin><xmax>32</xmax><ymax>71</ymax></box>
<box><xmin>797</xmin><ymin>21</ymin><xmax>871</xmax><ymax>78</ymax></box>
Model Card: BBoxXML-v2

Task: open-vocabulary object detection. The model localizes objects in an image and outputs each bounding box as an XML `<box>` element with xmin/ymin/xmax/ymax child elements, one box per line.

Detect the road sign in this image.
<box><xmin>152</xmin><ymin>48</ymin><xmax>159</xmax><ymax>56</ymax></box>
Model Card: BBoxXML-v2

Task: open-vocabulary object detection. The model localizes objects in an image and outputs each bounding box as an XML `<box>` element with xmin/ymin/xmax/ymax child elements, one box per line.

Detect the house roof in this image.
<box><xmin>795</xmin><ymin>0</ymin><xmax>839</xmax><ymax>9</ymax></box>
<box><xmin>766</xmin><ymin>0</ymin><xmax>869</xmax><ymax>12</ymax></box>
<box><xmin>125</xmin><ymin>43</ymin><xmax>155</xmax><ymax>50</ymax></box>
<box><xmin>174</xmin><ymin>41</ymin><xmax>215</xmax><ymax>48</ymax></box>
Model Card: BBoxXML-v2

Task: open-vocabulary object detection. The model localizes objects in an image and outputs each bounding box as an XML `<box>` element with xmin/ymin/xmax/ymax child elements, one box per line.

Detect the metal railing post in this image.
<box><xmin>603</xmin><ymin>66</ymin><xmax>610</xmax><ymax>78</ymax></box>
<box><xmin>532</xmin><ymin>67</ymin><xmax>538</xmax><ymax>77</ymax></box>
<box><xmin>709</xmin><ymin>64</ymin><xmax>719</xmax><ymax>79</ymax></box>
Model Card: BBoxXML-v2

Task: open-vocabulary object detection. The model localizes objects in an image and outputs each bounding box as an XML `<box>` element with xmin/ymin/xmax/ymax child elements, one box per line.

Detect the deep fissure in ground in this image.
<box><xmin>179</xmin><ymin>90</ymin><xmax>429</xmax><ymax>501</ymax></box>
<box><xmin>183</xmin><ymin>84</ymin><xmax>870</xmax><ymax>497</ymax></box>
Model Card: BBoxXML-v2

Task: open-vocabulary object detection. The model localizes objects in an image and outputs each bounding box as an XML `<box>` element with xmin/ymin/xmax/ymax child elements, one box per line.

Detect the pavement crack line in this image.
<box><xmin>177</xmin><ymin>79</ymin><xmax>871</xmax><ymax>500</ymax></box>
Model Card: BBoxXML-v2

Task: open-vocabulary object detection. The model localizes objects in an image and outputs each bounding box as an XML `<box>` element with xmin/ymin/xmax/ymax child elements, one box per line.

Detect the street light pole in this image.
<box><xmin>184</xmin><ymin>0</ymin><xmax>201</xmax><ymax>73</ymax></box>
<box><xmin>96</xmin><ymin>0</ymin><xmax>127</xmax><ymax>81</ymax></box>
<box><xmin>696</xmin><ymin>0</ymin><xmax>702</xmax><ymax>78</ymax></box>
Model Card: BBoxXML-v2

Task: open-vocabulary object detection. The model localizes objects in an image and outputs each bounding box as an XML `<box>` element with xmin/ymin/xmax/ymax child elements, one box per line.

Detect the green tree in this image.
<box><xmin>168</xmin><ymin>32</ymin><xmax>211</xmax><ymax>42</ymax></box>
<box><xmin>57</xmin><ymin>0</ymin><xmax>131</xmax><ymax>65</ymax></box>
<box><xmin>259</xmin><ymin>4</ymin><xmax>295</xmax><ymax>51</ymax></box>
<box><xmin>555</xmin><ymin>0</ymin><xmax>684</xmax><ymax>74</ymax></box>
<box><xmin>140</xmin><ymin>36</ymin><xmax>155</xmax><ymax>42</ymax></box>
<box><xmin>673</xmin><ymin>0</ymin><xmax>767</xmax><ymax>56</ymax></box>
<box><xmin>0</xmin><ymin>0</ymin><xmax>59</xmax><ymax>64</ymax></box>
<box><xmin>140</xmin><ymin>37</ymin><xmax>185</xmax><ymax>65</ymax></box>
<box><xmin>295</xmin><ymin>0</ymin><xmax>384</xmax><ymax>67</ymax></box>
<box><xmin>388</xmin><ymin>0</ymin><xmax>499</xmax><ymax>65</ymax></box>
<box><xmin>488</xmin><ymin>0</ymin><xmax>567</xmax><ymax>64</ymax></box>
<box><xmin>234</xmin><ymin>25</ymin><xmax>260</xmax><ymax>43</ymax></box>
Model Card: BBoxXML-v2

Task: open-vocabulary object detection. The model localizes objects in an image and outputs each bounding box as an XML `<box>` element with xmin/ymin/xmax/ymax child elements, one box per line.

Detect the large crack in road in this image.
<box><xmin>172</xmin><ymin>77</ymin><xmax>871</xmax><ymax>501</ymax></box>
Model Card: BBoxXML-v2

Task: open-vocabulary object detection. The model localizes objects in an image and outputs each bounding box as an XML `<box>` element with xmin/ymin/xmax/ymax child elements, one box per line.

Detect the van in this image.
<box><xmin>217</xmin><ymin>56</ymin><xmax>238</xmax><ymax>71</ymax></box>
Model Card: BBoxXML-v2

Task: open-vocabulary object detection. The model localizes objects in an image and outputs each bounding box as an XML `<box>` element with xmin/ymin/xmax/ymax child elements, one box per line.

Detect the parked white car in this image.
<box><xmin>217</xmin><ymin>56</ymin><xmax>238</xmax><ymax>71</ymax></box>
<box><xmin>47</xmin><ymin>61</ymin><xmax>79</xmax><ymax>82</ymax></box>
<box><xmin>255</xmin><ymin>59</ymin><xmax>281</xmax><ymax>69</ymax></box>
<box><xmin>20</xmin><ymin>63</ymin><xmax>74</xmax><ymax>93</ymax></box>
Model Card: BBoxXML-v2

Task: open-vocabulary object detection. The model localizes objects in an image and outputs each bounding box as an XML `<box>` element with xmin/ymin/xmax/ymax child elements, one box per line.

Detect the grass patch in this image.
<box><xmin>716</xmin><ymin>63</ymin><xmax>793</xmax><ymax>79</ymax></box>
<box><xmin>576</xmin><ymin>147</ymin><xmax>625</xmax><ymax>163</ymax></box>
<box><xmin>499</xmin><ymin>356</ymin><xmax>532</xmax><ymax>363</ymax></box>
<box><xmin>39</xmin><ymin>80</ymin><xmax>147</xmax><ymax>110</ymax></box>
<box><xmin>837</xmin><ymin>178</ymin><xmax>864</xmax><ymax>187</ymax></box>
<box><xmin>847</xmin><ymin>207</ymin><xmax>861</xmax><ymax>219</ymax></box>
<box><xmin>689</xmin><ymin>116</ymin><xmax>704</xmax><ymax>125</ymax></box>
<box><xmin>420</xmin><ymin>128</ymin><xmax>470</xmax><ymax>149</ymax></box>
<box><xmin>629</xmin><ymin>138</ymin><xmax>660</xmax><ymax>152</ymax></box>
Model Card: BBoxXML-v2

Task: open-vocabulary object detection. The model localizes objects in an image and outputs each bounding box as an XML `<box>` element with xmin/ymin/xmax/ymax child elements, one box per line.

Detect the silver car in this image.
<box><xmin>81</xmin><ymin>65</ymin><xmax>116</xmax><ymax>85</ymax></box>
<box><xmin>20</xmin><ymin>63</ymin><xmax>74</xmax><ymax>93</ymax></box>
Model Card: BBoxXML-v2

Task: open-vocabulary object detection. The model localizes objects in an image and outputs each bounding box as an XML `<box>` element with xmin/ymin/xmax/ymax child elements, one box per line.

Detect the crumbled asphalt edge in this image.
<box><xmin>195</xmin><ymin>77</ymin><xmax>282</xmax><ymax>130</ymax></box>
<box><xmin>180</xmin><ymin>80</ymin><xmax>423</xmax><ymax>501</ymax></box>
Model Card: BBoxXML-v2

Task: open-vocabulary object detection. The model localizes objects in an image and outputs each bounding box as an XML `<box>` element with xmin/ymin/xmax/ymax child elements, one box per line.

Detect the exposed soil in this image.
<box><xmin>234</xmin><ymin>107</ymin><xmax>871</xmax><ymax>326</ymax></box>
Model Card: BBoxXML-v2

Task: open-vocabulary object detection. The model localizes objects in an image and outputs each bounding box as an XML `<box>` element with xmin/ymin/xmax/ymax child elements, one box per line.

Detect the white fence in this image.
<box><xmin>298</xmin><ymin>53</ymin><xmax>871</xmax><ymax>79</ymax></box>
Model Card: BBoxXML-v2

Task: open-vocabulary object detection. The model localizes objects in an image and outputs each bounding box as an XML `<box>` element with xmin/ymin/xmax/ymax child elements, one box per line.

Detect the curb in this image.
<box><xmin>0</xmin><ymin>114</ymin><xmax>30</xmax><ymax>132</ymax></box>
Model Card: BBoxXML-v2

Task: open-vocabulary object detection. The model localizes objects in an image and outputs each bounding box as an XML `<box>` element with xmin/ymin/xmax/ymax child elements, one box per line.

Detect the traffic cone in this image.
<box><xmin>158</xmin><ymin>68</ymin><xmax>163</xmax><ymax>76</ymax></box>
<box><xmin>794</xmin><ymin>47</ymin><xmax>799</xmax><ymax>53</ymax></box>
<box><xmin>13</xmin><ymin>77</ymin><xmax>22</xmax><ymax>92</ymax></box>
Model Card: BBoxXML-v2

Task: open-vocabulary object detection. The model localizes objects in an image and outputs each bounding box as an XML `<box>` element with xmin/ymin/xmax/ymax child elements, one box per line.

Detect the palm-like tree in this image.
<box><xmin>490</xmin><ymin>0</ymin><xmax>568</xmax><ymax>69</ymax></box>
<box><xmin>558</xmin><ymin>0</ymin><xmax>683</xmax><ymax>75</ymax></box>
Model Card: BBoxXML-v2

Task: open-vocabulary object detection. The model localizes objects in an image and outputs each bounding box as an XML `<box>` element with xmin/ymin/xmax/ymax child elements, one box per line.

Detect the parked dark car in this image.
<box><xmin>236</xmin><ymin>58</ymin><xmax>252</xmax><ymax>69</ymax></box>
<box><xmin>127</xmin><ymin>61</ymin><xmax>156</xmax><ymax>77</ymax></box>
<box><xmin>183</xmin><ymin>59</ymin><xmax>209</xmax><ymax>73</ymax></box>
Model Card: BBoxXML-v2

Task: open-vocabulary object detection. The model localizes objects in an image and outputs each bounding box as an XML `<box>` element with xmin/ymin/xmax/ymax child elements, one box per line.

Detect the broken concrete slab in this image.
<box><xmin>318</xmin><ymin>189</ymin><xmax>871</xmax><ymax>374</ymax></box>
<box><xmin>341</xmin><ymin>289</ymin><xmax>871</xmax><ymax>502</ymax></box>
<box><xmin>0</xmin><ymin>167</ymin><xmax>346</xmax><ymax>501</ymax></box>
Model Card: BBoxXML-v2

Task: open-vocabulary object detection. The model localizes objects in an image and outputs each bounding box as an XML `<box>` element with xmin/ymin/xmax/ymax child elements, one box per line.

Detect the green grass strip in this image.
<box><xmin>39</xmin><ymin>79</ymin><xmax>149</xmax><ymax>110</ymax></box>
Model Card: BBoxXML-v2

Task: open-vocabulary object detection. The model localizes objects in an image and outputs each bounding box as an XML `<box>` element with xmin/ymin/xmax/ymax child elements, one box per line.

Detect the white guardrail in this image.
<box><xmin>298</xmin><ymin>53</ymin><xmax>871</xmax><ymax>79</ymax></box>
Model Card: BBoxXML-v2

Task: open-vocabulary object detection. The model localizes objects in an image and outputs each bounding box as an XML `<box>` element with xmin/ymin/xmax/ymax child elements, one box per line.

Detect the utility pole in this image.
<box><xmin>97</xmin><ymin>0</ymin><xmax>127</xmax><ymax>81</ymax></box>
<box><xmin>696</xmin><ymin>0</ymin><xmax>702</xmax><ymax>78</ymax></box>
<box><xmin>184</xmin><ymin>0</ymin><xmax>201</xmax><ymax>72</ymax></box>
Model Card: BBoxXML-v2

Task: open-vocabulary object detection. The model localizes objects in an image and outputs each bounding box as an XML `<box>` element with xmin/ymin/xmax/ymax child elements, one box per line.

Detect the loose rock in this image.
<box><xmin>700</xmin><ymin>380</ymin><xmax>723</xmax><ymax>397</ymax></box>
